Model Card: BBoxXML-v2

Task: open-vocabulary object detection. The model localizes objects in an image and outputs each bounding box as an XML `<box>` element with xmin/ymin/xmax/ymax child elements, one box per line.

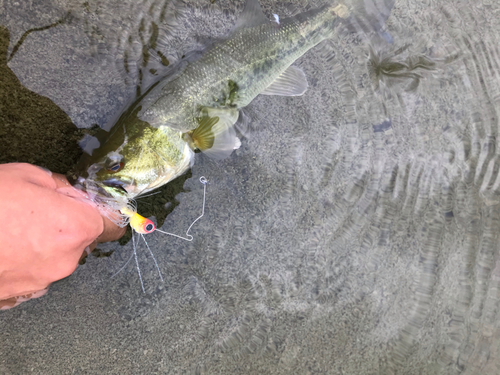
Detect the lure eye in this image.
<box><xmin>129</xmin><ymin>213</ymin><xmax>155</xmax><ymax>234</ymax></box>
<box><xmin>138</xmin><ymin>218</ymin><xmax>155</xmax><ymax>234</ymax></box>
<box><xmin>108</xmin><ymin>162</ymin><xmax>124</xmax><ymax>173</ymax></box>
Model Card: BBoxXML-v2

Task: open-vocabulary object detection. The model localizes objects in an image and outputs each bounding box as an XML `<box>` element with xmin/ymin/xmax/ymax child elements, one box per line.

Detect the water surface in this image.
<box><xmin>1</xmin><ymin>1</ymin><xmax>500</xmax><ymax>374</ymax></box>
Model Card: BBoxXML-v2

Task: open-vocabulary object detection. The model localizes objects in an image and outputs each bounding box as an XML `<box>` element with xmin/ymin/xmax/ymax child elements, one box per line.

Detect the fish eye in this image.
<box><xmin>108</xmin><ymin>162</ymin><xmax>124</xmax><ymax>173</ymax></box>
<box><xmin>145</xmin><ymin>223</ymin><xmax>154</xmax><ymax>232</ymax></box>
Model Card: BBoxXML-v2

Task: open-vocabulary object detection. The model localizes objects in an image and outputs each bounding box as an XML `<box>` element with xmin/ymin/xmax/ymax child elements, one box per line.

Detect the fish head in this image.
<box><xmin>87</xmin><ymin>152</ymin><xmax>135</xmax><ymax>198</ymax></box>
<box><xmin>70</xmin><ymin>125</ymin><xmax>163</xmax><ymax>207</ymax></box>
<box><xmin>92</xmin><ymin>148</ymin><xmax>166</xmax><ymax>200</ymax></box>
<box><xmin>70</xmin><ymin>121</ymin><xmax>193</xmax><ymax>213</ymax></box>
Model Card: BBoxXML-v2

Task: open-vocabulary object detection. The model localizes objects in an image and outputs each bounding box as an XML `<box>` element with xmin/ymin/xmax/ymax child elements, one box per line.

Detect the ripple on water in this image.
<box><xmin>89</xmin><ymin>1</ymin><xmax>500</xmax><ymax>372</ymax></box>
<box><xmin>3</xmin><ymin>0</ymin><xmax>500</xmax><ymax>374</ymax></box>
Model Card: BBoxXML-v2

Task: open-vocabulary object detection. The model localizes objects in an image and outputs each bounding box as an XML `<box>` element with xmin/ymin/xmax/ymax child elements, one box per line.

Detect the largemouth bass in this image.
<box><xmin>70</xmin><ymin>0</ymin><xmax>351</xmax><ymax>227</ymax></box>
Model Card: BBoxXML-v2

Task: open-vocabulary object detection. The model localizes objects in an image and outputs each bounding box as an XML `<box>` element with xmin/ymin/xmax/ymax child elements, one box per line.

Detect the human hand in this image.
<box><xmin>0</xmin><ymin>163</ymin><xmax>126</xmax><ymax>309</ymax></box>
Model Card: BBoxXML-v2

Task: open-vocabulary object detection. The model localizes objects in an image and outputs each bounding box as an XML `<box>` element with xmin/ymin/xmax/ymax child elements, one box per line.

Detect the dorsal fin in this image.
<box><xmin>232</xmin><ymin>0</ymin><xmax>269</xmax><ymax>32</ymax></box>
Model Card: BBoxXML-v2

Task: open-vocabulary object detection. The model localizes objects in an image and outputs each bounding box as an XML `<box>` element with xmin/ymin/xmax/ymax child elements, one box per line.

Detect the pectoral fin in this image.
<box><xmin>188</xmin><ymin>116</ymin><xmax>219</xmax><ymax>151</ymax></box>
<box><xmin>261</xmin><ymin>65</ymin><xmax>309</xmax><ymax>96</ymax></box>
<box><xmin>187</xmin><ymin>108</ymin><xmax>240</xmax><ymax>160</ymax></box>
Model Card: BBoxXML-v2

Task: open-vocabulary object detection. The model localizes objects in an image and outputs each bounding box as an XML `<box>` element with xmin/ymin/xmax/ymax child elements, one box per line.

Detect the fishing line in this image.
<box><xmin>155</xmin><ymin>176</ymin><xmax>208</xmax><ymax>241</ymax></box>
<box><xmin>141</xmin><ymin>233</ymin><xmax>164</xmax><ymax>282</ymax></box>
<box><xmin>134</xmin><ymin>190</ymin><xmax>163</xmax><ymax>199</ymax></box>
<box><xmin>111</xmin><ymin>176</ymin><xmax>208</xmax><ymax>290</ymax></box>
<box><xmin>132</xmin><ymin>232</ymin><xmax>145</xmax><ymax>293</ymax></box>
<box><xmin>110</xmin><ymin>251</ymin><xmax>135</xmax><ymax>278</ymax></box>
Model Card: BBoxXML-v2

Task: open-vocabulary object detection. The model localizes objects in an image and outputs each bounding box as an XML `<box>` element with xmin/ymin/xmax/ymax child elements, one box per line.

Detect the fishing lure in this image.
<box><xmin>113</xmin><ymin>176</ymin><xmax>209</xmax><ymax>292</ymax></box>
<box><xmin>120</xmin><ymin>206</ymin><xmax>155</xmax><ymax>234</ymax></box>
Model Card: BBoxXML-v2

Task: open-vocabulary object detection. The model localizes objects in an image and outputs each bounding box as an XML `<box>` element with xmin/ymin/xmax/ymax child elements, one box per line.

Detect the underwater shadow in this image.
<box><xmin>0</xmin><ymin>25</ymin><xmax>83</xmax><ymax>173</ymax></box>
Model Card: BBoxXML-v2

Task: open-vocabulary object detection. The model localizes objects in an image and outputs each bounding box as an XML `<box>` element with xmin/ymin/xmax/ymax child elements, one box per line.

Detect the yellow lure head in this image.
<box><xmin>121</xmin><ymin>206</ymin><xmax>155</xmax><ymax>234</ymax></box>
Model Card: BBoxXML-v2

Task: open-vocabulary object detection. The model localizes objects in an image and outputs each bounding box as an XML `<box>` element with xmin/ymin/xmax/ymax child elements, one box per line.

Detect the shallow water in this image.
<box><xmin>2</xmin><ymin>0</ymin><xmax>500</xmax><ymax>374</ymax></box>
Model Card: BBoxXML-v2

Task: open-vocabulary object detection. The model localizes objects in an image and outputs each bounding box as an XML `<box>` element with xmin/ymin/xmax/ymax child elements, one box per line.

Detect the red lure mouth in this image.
<box><xmin>130</xmin><ymin>214</ymin><xmax>155</xmax><ymax>234</ymax></box>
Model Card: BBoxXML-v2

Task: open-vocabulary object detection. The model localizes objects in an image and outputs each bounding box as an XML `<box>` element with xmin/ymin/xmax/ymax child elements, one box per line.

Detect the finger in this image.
<box><xmin>53</xmin><ymin>173</ymin><xmax>125</xmax><ymax>242</ymax></box>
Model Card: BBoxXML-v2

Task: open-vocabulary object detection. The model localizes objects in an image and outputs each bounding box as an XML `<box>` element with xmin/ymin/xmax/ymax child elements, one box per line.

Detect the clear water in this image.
<box><xmin>2</xmin><ymin>0</ymin><xmax>500</xmax><ymax>374</ymax></box>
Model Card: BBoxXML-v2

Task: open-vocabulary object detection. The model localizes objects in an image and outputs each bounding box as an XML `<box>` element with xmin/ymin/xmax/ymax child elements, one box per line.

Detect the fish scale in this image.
<box><xmin>140</xmin><ymin>4</ymin><xmax>348</xmax><ymax>128</ymax></box>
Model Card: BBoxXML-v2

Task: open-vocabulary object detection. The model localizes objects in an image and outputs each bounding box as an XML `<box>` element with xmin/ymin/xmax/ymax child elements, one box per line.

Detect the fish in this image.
<box><xmin>69</xmin><ymin>0</ymin><xmax>353</xmax><ymax>229</ymax></box>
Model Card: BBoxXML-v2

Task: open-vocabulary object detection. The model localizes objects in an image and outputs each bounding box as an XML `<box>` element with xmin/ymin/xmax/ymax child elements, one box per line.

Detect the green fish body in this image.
<box><xmin>140</xmin><ymin>2</ymin><xmax>350</xmax><ymax>130</ymax></box>
<box><xmin>72</xmin><ymin>1</ymin><xmax>350</xmax><ymax>224</ymax></box>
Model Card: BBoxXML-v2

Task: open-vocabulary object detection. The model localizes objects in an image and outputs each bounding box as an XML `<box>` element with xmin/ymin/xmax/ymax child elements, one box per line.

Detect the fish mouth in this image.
<box><xmin>102</xmin><ymin>178</ymin><xmax>132</xmax><ymax>195</ymax></box>
<box><xmin>72</xmin><ymin>175</ymin><xmax>132</xmax><ymax>201</ymax></box>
